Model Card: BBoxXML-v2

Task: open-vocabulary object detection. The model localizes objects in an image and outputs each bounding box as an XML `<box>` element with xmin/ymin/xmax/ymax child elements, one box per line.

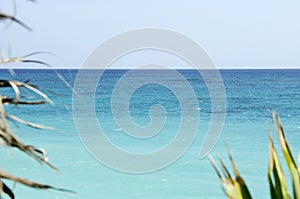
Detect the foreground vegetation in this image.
<box><xmin>210</xmin><ymin>113</ymin><xmax>300</xmax><ymax>199</ymax></box>
<box><xmin>0</xmin><ymin>1</ymin><xmax>74</xmax><ymax>198</ymax></box>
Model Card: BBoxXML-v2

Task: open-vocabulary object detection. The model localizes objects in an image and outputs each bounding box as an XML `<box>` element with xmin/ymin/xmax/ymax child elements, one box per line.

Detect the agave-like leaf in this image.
<box><xmin>272</xmin><ymin>113</ymin><xmax>300</xmax><ymax>199</ymax></box>
<box><xmin>298</xmin><ymin>152</ymin><xmax>300</xmax><ymax>172</ymax></box>
<box><xmin>209</xmin><ymin>145</ymin><xmax>252</xmax><ymax>199</ymax></box>
<box><xmin>218</xmin><ymin>157</ymin><xmax>234</xmax><ymax>184</ymax></box>
<box><xmin>291</xmin><ymin>166</ymin><xmax>300</xmax><ymax>199</ymax></box>
<box><xmin>273</xmin><ymin>113</ymin><xmax>297</xmax><ymax>170</ymax></box>
<box><xmin>268</xmin><ymin>129</ymin><xmax>292</xmax><ymax>199</ymax></box>
<box><xmin>209</xmin><ymin>155</ymin><xmax>225</xmax><ymax>183</ymax></box>
<box><xmin>209</xmin><ymin>155</ymin><xmax>235</xmax><ymax>198</ymax></box>
<box><xmin>225</xmin><ymin>144</ymin><xmax>252</xmax><ymax>199</ymax></box>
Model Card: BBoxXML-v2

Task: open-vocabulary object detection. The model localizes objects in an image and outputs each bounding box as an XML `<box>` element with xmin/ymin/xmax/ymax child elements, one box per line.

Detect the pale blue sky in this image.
<box><xmin>1</xmin><ymin>0</ymin><xmax>300</xmax><ymax>69</ymax></box>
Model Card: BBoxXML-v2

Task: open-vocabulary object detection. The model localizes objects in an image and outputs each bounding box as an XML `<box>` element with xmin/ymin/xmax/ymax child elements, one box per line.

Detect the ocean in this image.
<box><xmin>0</xmin><ymin>69</ymin><xmax>299</xmax><ymax>198</ymax></box>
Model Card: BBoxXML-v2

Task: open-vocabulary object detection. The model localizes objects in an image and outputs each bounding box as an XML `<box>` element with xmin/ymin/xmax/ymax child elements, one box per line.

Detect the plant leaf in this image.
<box><xmin>273</xmin><ymin>113</ymin><xmax>300</xmax><ymax>198</ymax></box>
<box><xmin>268</xmin><ymin>127</ymin><xmax>291</xmax><ymax>199</ymax></box>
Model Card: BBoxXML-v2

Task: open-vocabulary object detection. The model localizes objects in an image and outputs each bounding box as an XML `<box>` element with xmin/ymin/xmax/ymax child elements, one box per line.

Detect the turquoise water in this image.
<box><xmin>0</xmin><ymin>69</ymin><xmax>300</xmax><ymax>198</ymax></box>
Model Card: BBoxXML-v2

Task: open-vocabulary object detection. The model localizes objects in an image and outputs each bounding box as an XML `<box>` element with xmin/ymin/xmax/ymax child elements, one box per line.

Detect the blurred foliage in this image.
<box><xmin>210</xmin><ymin>113</ymin><xmax>300</xmax><ymax>199</ymax></box>
<box><xmin>0</xmin><ymin>2</ymin><xmax>74</xmax><ymax>198</ymax></box>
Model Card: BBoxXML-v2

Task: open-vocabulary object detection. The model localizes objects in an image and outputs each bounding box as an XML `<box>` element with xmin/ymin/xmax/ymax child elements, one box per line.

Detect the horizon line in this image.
<box><xmin>2</xmin><ymin>67</ymin><xmax>300</xmax><ymax>70</ymax></box>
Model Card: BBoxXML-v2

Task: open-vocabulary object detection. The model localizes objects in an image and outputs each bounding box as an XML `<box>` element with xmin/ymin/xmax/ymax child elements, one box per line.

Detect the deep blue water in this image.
<box><xmin>0</xmin><ymin>69</ymin><xmax>299</xmax><ymax>198</ymax></box>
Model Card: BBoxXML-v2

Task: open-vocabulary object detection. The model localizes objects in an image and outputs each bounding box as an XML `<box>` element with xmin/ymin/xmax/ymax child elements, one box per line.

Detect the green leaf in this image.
<box><xmin>273</xmin><ymin>113</ymin><xmax>300</xmax><ymax>199</ymax></box>
<box><xmin>268</xmin><ymin>126</ymin><xmax>291</xmax><ymax>199</ymax></box>
<box><xmin>209</xmin><ymin>145</ymin><xmax>252</xmax><ymax>199</ymax></box>
<box><xmin>291</xmin><ymin>166</ymin><xmax>300</xmax><ymax>199</ymax></box>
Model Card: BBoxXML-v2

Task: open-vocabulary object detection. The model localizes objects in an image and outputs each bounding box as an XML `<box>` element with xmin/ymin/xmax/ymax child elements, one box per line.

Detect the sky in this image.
<box><xmin>1</xmin><ymin>0</ymin><xmax>300</xmax><ymax>69</ymax></box>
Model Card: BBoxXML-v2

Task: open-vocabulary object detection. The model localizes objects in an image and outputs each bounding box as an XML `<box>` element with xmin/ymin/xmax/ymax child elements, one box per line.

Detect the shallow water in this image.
<box><xmin>0</xmin><ymin>69</ymin><xmax>299</xmax><ymax>198</ymax></box>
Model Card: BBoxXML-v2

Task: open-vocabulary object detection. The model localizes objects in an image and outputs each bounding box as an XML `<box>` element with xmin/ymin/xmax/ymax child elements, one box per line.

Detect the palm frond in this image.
<box><xmin>0</xmin><ymin>170</ymin><xmax>76</xmax><ymax>198</ymax></box>
<box><xmin>0</xmin><ymin>11</ymin><xmax>31</xmax><ymax>31</ymax></box>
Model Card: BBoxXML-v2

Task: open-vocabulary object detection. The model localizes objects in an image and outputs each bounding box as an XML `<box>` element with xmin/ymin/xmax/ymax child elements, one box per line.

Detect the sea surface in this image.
<box><xmin>0</xmin><ymin>69</ymin><xmax>299</xmax><ymax>198</ymax></box>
